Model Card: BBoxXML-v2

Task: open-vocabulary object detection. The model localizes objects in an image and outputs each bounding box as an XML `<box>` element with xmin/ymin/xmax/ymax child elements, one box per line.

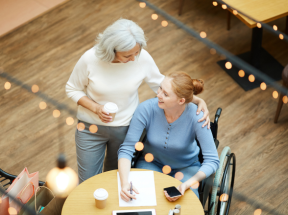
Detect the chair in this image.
<box><xmin>274</xmin><ymin>64</ymin><xmax>288</xmax><ymax>123</ymax></box>
<box><xmin>131</xmin><ymin>108</ymin><xmax>236</xmax><ymax>215</ymax></box>
<box><xmin>0</xmin><ymin>168</ymin><xmax>45</xmax><ymax>191</ymax></box>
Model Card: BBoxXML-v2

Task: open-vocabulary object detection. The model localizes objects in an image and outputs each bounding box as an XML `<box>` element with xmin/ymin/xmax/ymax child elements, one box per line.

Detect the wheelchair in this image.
<box><xmin>131</xmin><ymin>108</ymin><xmax>236</xmax><ymax>215</ymax></box>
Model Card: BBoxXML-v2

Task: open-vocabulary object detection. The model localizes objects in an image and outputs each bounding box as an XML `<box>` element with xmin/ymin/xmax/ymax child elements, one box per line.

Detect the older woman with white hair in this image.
<box><xmin>66</xmin><ymin>19</ymin><xmax>210</xmax><ymax>183</ymax></box>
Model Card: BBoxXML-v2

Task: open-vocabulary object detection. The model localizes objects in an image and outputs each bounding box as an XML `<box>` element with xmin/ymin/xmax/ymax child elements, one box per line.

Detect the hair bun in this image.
<box><xmin>191</xmin><ymin>79</ymin><xmax>204</xmax><ymax>95</ymax></box>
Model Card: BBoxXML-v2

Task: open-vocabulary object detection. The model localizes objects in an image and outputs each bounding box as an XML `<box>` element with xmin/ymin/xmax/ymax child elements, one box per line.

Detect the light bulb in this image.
<box><xmin>46</xmin><ymin>155</ymin><xmax>78</xmax><ymax>198</ymax></box>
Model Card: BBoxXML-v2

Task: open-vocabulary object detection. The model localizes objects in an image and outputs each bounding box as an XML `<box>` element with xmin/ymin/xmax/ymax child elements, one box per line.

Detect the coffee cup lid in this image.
<box><xmin>104</xmin><ymin>102</ymin><xmax>118</xmax><ymax>113</ymax></box>
<box><xmin>94</xmin><ymin>188</ymin><xmax>108</xmax><ymax>200</ymax></box>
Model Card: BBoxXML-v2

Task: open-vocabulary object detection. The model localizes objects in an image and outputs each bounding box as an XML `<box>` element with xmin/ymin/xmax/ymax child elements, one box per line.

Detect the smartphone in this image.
<box><xmin>163</xmin><ymin>186</ymin><xmax>182</xmax><ymax>197</ymax></box>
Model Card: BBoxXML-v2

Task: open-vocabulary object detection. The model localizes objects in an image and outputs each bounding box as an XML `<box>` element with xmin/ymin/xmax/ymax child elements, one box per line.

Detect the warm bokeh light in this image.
<box><xmin>53</xmin><ymin>109</ymin><xmax>61</xmax><ymax>118</ymax></box>
<box><xmin>225</xmin><ymin>62</ymin><xmax>232</xmax><ymax>69</ymax></box>
<box><xmin>273</xmin><ymin>25</ymin><xmax>278</xmax><ymax>31</ymax></box>
<box><xmin>77</xmin><ymin>122</ymin><xmax>85</xmax><ymax>131</ymax></box>
<box><xmin>210</xmin><ymin>48</ymin><xmax>216</xmax><ymax>55</ymax></box>
<box><xmin>39</xmin><ymin>101</ymin><xmax>47</xmax><ymax>110</ymax></box>
<box><xmin>233</xmin><ymin>10</ymin><xmax>238</xmax><ymax>15</ymax></box>
<box><xmin>256</xmin><ymin>23</ymin><xmax>261</xmax><ymax>28</ymax></box>
<box><xmin>212</xmin><ymin>1</ymin><xmax>218</xmax><ymax>6</ymax></box>
<box><xmin>4</xmin><ymin>82</ymin><xmax>11</xmax><ymax>90</ymax></box>
<box><xmin>191</xmin><ymin>181</ymin><xmax>200</xmax><ymax>189</ymax></box>
<box><xmin>272</xmin><ymin>91</ymin><xmax>278</xmax><ymax>99</ymax></box>
<box><xmin>220</xmin><ymin>193</ymin><xmax>229</xmax><ymax>202</ymax></box>
<box><xmin>254</xmin><ymin>209</ymin><xmax>262</xmax><ymax>215</ymax></box>
<box><xmin>238</xmin><ymin>70</ymin><xmax>245</xmax><ymax>77</ymax></box>
<box><xmin>161</xmin><ymin>20</ymin><xmax>168</xmax><ymax>27</ymax></box>
<box><xmin>151</xmin><ymin>14</ymin><xmax>158</xmax><ymax>20</ymax></box>
<box><xmin>200</xmin><ymin>31</ymin><xmax>207</xmax><ymax>38</ymax></box>
<box><xmin>145</xmin><ymin>153</ymin><xmax>154</xmax><ymax>162</ymax></box>
<box><xmin>162</xmin><ymin>165</ymin><xmax>171</xmax><ymax>174</ymax></box>
<box><xmin>66</xmin><ymin>117</ymin><xmax>74</xmax><ymax>125</ymax></box>
<box><xmin>89</xmin><ymin>124</ymin><xmax>98</xmax><ymax>133</ymax></box>
<box><xmin>279</xmin><ymin>34</ymin><xmax>284</xmax><ymax>40</ymax></box>
<box><xmin>248</xmin><ymin>74</ymin><xmax>255</xmax><ymax>82</ymax></box>
<box><xmin>8</xmin><ymin>207</ymin><xmax>17</xmax><ymax>215</ymax></box>
<box><xmin>31</xmin><ymin>84</ymin><xmax>39</xmax><ymax>93</ymax></box>
<box><xmin>139</xmin><ymin>2</ymin><xmax>146</xmax><ymax>8</ymax></box>
<box><xmin>283</xmin><ymin>96</ymin><xmax>288</xmax><ymax>104</ymax></box>
<box><xmin>175</xmin><ymin>172</ymin><xmax>184</xmax><ymax>180</ymax></box>
<box><xmin>260</xmin><ymin>82</ymin><xmax>267</xmax><ymax>90</ymax></box>
<box><xmin>135</xmin><ymin>142</ymin><xmax>144</xmax><ymax>151</ymax></box>
<box><xmin>222</xmin><ymin>4</ymin><xmax>227</xmax><ymax>9</ymax></box>
<box><xmin>0</xmin><ymin>197</ymin><xmax>2</xmax><ymax>203</ymax></box>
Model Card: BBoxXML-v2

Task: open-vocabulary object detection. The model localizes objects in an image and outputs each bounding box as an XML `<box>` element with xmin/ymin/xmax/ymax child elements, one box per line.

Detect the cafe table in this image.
<box><xmin>218</xmin><ymin>0</ymin><xmax>288</xmax><ymax>90</ymax></box>
<box><xmin>62</xmin><ymin>169</ymin><xmax>204</xmax><ymax>215</ymax></box>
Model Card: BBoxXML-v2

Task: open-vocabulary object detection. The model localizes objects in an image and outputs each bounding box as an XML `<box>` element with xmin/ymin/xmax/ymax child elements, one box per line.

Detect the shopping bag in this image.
<box><xmin>0</xmin><ymin>167</ymin><xmax>39</xmax><ymax>214</ymax></box>
<box><xmin>19</xmin><ymin>183</ymin><xmax>66</xmax><ymax>215</ymax></box>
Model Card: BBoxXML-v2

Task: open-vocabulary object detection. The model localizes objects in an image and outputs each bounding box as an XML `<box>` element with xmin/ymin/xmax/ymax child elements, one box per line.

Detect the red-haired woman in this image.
<box><xmin>118</xmin><ymin>71</ymin><xmax>220</xmax><ymax>202</ymax></box>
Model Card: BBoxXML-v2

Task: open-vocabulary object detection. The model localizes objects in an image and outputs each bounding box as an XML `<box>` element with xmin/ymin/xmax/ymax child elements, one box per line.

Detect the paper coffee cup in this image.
<box><xmin>94</xmin><ymin>188</ymin><xmax>108</xmax><ymax>209</ymax></box>
<box><xmin>103</xmin><ymin>102</ymin><xmax>118</xmax><ymax>122</ymax></box>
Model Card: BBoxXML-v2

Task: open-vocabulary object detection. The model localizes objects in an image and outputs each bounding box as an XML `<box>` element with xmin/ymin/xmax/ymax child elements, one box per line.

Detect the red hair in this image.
<box><xmin>166</xmin><ymin>71</ymin><xmax>204</xmax><ymax>103</ymax></box>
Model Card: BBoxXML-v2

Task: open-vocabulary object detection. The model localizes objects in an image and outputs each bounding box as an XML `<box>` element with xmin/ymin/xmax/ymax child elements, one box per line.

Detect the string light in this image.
<box><xmin>256</xmin><ymin>23</ymin><xmax>261</xmax><ymax>28</ymax></box>
<box><xmin>283</xmin><ymin>96</ymin><xmax>288</xmax><ymax>104</ymax></box>
<box><xmin>151</xmin><ymin>14</ymin><xmax>158</xmax><ymax>20</ymax></box>
<box><xmin>53</xmin><ymin>110</ymin><xmax>61</xmax><ymax>118</ymax></box>
<box><xmin>66</xmin><ymin>117</ymin><xmax>74</xmax><ymax>125</ymax></box>
<box><xmin>248</xmin><ymin>74</ymin><xmax>255</xmax><ymax>82</ymax></box>
<box><xmin>212</xmin><ymin>1</ymin><xmax>218</xmax><ymax>6</ymax></box>
<box><xmin>161</xmin><ymin>20</ymin><xmax>168</xmax><ymax>27</ymax></box>
<box><xmin>279</xmin><ymin>34</ymin><xmax>284</xmax><ymax>40</ymax></box>
<box><xmin>200</xmin><ymin>31</ymin><xmax>207</xmax><ymax>38</ymax></box>
<box><xmin>31</xmin><ymin>85</ymin><xmax>39</xmax><ymax>93</ymax></box>
<box><xmin>89</xmin><ymin>124</ymin><xmax>98</xmax><ymax>133</ymax></box>
<box><xmin>238</xmin><ymin>70</ymin><xmax>245</xmax><ymax>77</ymax></box>
<box><xmin>254</xmin><ymin>209</ymin><xmax>262</xmax><ymax>215</ymax></box>
<box><xmin>4</xmin><ymin>82</ymin><xmax>11</xmax><ymax>90</ymax></box>
<box><xmin>272</xmin><ymin>91</ymin><xmax>278</xmax><ymax>99</ymax></box>
<box><xmin>233</xmin><ymin>10</ymin><xmax>238</xmax><ymax>15</ymax></box>
<box><xmin>144</xmin><ymin>153</ymin><xmax>154</xmax><ymax>162</ymax></box>
<box><xmin>222</xmin><ymin>4</ymin><xmax>227</xmax><ymax>9</ymax></box>
<box><xmin>162</xmin><ymin>165</ymin><xmax>171</xmax><ymax>174</ymax></box>
<box><xmin>225</xmin><ymin>62</ymin><xmax>232</xmax><ymax>69</ymax></box>
<box><xmin>273</xmin><ymin>25</ymin><xmax>278</xmax><ymax>31</ymax></box>
<box><xmin>220</xmin><ymin>193</ymin><xmax>229</xmax><ymax>202</ymax></box>
<box><xmin>8</xmin><ymin>207</ymin><xmax>17</xmax><ymax>215</ymax></box>
<box><xmin>39</xmin><ymin>102</ymin><xmax>47</xmax><ymax>110</ymax></box>
<box><xmin>135</xmin><ymin>142</ymin><xmax>144</xmax><ymax>151</ymax></box>
<box><xmin>260</xmin><ymin>82</ymin><xmax>267</xmax><ymax>90</ymax></box>
<box><xmin>139</xmin><ymin>2</ymin><xmax>146</xmax><ymax>8</ymax></box>
<box><xmin>210</xmin><ymin>48</ymin><xmax>216</xmax><ymax>55</ymax></box>
<box><xmin>77</xmin><ymin>122</ymin><xmax>85</xmax><ymax>131</ymax></box>
<box><xmin>191</xmin><ymin>181</ymin><xmax>200</xmax><ymax>189</ymax></box>
<box><xmin>175</xmin><ymin>172</ymin><xmax>184</xmax><ymax>180</ymax></box>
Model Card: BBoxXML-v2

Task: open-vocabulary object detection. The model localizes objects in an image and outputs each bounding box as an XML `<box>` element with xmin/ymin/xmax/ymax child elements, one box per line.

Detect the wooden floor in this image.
<box><xmin>0</xmin><ymin>0</ymin><xmax>288</xmax><ymax>214</ymax></box>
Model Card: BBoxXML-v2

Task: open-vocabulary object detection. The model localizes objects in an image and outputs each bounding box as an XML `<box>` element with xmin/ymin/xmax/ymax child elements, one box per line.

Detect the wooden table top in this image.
<box><xmin>223</xmin><ymin>0</ymin><xmax>288</xmax><ymax>28</ymax></box>
<box><xmin>62</xmin><ymin>169</ymin><xmax>204</xmax><ymax>215</ymax></box>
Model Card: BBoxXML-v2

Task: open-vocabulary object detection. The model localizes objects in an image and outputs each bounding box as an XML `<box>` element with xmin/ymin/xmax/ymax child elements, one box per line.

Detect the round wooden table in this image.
<box><xmin>62</xmin><ymin>169</ymin><xmax>204</xmax><ymax>215</ymax></box>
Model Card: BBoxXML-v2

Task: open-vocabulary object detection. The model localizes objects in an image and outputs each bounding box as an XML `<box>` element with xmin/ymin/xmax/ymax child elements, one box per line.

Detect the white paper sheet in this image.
<box><xmin>117</xmin><ymin>171</ymin><xmax>157</xmax><ymax>207</ymax></box>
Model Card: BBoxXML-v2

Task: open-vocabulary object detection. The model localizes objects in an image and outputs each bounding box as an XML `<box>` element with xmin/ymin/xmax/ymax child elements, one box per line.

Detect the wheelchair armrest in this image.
<box><xmin>131</xmin><ymin>129</ymin><xmax>147</xmax><ymax>168</ymax></box>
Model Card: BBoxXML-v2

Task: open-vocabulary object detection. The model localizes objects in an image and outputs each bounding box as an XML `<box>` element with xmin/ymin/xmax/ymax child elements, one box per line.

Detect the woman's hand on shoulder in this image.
<box><xmin>95</xmin><ymin>105</ymin><xmax>112</xmax><ymax>123</ymax></box>
<box><xmin>196</xmin><ymin>99</ymin><xmax>210</xmax><ymax>129</ymax></box>
<box><xmin>120</xmin><ymin>182</ymin><xmax>139</xmax><ymax>202</ymax></box>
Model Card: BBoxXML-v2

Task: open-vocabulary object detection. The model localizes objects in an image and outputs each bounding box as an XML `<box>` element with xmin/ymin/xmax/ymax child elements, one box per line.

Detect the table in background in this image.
<box><xmin>62</xmin><ymin>169</ymin><xmax>204</xmax><ymax>215</ymax></box>
<box><xmin>218</xmin><ymin>0</ymin><xmax>288</xmax><ymax>91</ymax></box>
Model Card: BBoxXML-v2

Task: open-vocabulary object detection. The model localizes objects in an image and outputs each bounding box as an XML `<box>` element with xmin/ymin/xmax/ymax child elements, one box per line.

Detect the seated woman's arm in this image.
<box><xmin>117</xmin><ymin>100</ymin><xmax>152</xmax><ymax>201</ymax></box>
<box><xmin>166</xmin><ymin>111</ymin><xmax>220</xmax><ymax>201</ymax></box>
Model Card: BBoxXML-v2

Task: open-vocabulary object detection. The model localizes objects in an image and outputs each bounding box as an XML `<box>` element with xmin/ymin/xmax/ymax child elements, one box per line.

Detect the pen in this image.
<box><xmin>130</xmin><ymin>182</ymin><xmax>133</xmax><ymax>201</ymax></box>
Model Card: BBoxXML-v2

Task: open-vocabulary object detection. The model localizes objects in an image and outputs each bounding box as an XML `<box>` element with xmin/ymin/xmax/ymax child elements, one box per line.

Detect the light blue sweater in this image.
<box><xmin>118</xmin><ymin>98</ymin><xmax>220</xmax><ymax>178</ymax></box>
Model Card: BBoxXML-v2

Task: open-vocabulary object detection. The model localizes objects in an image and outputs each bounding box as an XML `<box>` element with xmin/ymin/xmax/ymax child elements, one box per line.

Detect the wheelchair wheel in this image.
<box><xmin>209</xmin><ymin>146</ymin><xmax>236</xmax><ymax>215</ymax></box>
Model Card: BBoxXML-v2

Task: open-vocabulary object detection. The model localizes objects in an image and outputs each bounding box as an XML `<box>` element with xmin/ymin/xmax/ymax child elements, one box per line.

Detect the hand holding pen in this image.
<box><xmin>120</xmin><ymin>181</ymin><xmax>140</xmax><ymax>202</ymax></box>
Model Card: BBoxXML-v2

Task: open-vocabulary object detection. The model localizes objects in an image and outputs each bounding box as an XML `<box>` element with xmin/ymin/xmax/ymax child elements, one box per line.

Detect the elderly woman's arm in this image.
<box><xmin>192</xmin><ymin>96</ymin><xmax>210</xmax><ymax>129</ymax></box>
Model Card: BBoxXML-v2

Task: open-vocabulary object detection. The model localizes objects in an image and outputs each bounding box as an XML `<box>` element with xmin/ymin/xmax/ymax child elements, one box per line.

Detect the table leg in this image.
<box><xmin>250</xmin><ymin>27</ymin><xmax>263</xmax><ymax>68</ymax></box>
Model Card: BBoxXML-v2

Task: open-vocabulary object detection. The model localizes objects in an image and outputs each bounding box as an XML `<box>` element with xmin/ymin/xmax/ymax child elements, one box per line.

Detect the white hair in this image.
<box><xmin>95</xmin><ymin>19</ymin><xmax>147</xmax><ymax>62</ymax></box>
